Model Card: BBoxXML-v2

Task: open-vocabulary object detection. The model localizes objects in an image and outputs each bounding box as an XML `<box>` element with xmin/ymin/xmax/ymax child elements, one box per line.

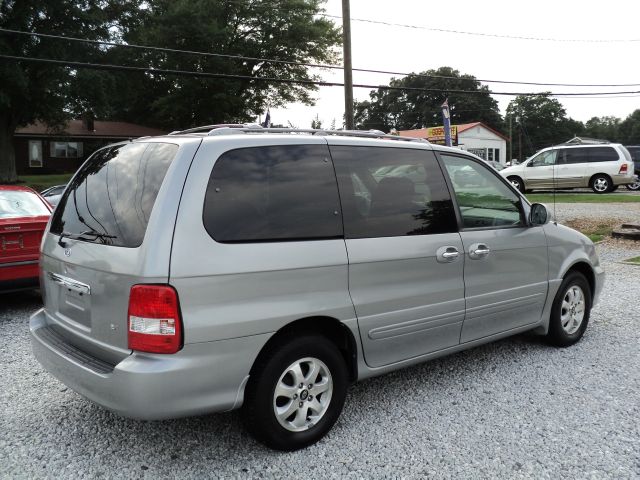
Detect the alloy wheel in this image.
<box><xmin>560</xmin><ymin>285</ymin><xmax>586</xmax><ymax>335</ymax></box>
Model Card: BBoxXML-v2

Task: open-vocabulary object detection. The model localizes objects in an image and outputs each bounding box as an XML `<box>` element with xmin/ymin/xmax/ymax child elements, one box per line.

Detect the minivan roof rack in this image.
<box><xmin>168</xmin><ymin>123</ymin><xmax>429</xmax><ymax>143</ymax></box>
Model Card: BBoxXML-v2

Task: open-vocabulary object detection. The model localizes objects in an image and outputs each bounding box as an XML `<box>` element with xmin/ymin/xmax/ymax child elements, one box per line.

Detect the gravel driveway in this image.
<box><xmin>552</xmin><ymin>202</ymin><xmax>640</xmax><ymax>224</ymax></box>
<box><xmin>2</xmin><ymin>242</ymin><xmax>639</xmax><ymax>479</ymax></box>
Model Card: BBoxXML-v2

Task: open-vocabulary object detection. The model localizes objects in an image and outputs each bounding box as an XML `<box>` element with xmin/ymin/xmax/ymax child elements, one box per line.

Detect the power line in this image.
<box><xmin>320</xmin><ymin>14</ymin><xmax>640</xmax><ymax>43</ymax></box>
<box><xmin>3</xmin><ymin>53</ymin><xmax>640</xmax><ymax>98</ymax></box>
<box><xmin>2</xmin><ymin>28</ymin><xmax>640</xmax><ymax>88</ymax></box>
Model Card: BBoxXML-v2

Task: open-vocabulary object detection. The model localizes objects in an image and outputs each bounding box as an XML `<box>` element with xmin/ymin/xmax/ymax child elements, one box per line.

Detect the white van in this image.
<box><xmin>500</xmin><ymin>143</ymin><xmax>634</xmax><ymax>193</ymax></box>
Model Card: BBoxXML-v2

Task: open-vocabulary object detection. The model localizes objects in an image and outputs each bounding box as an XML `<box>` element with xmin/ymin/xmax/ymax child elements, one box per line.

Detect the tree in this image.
<box><xmin>353</xmin><ymin>66</ymin><xmax>503</xmax><ymax>133</ymax></box>
<box><xmin>619</xmin><ymin>110</ymin><xmax>640</xmax><ymax>144</ymax></box>
<box><xmin>583</xmin><ymin>116</ymin><xmax>621</xmax><ymax>142</ymax></box>
<box><xmin>106</xmin><ymin>0</ymin><xmax>340</xmax><ymax>130</ymax></box>
<box><xmin>0</xmin><ymin>0</ymin><xmax>140</xmax><ymax>182</ymax></box>
<box><xmin>505</xmin><ymin>94</ymin><xmax>584</xmax><ymax>160</ymax></box>
<box><xmin>311</xmin><ymin>114</ymin><xmax>322</xmax><ymax>129</ymax></box>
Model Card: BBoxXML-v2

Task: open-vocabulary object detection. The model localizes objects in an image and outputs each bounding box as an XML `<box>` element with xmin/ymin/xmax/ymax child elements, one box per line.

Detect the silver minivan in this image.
<box><xmin>30</xmin><ymin>126</ymin><xmax>604</xmax><ymax>450</ymax></box>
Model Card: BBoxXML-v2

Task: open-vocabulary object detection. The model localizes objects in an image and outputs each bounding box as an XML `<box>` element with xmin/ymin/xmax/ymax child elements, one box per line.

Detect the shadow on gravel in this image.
<box><xmin>0</xmin><ymin>289</ymin><xmax>43</xmax><ymax>310</ymax></box>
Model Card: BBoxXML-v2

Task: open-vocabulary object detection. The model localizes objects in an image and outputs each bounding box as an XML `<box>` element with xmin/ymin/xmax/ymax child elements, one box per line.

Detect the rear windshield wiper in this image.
<box><xmin>58</xmin><ymin>230</ymin><xmax>117</xmax><ymax>247</ymax></box>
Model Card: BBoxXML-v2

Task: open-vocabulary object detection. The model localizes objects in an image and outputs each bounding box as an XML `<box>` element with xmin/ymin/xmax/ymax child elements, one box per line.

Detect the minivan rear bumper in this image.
<box><xmin>30</xmin><ymin>309</ymin><xmax>269</xmax><ymax>420</ymax></box>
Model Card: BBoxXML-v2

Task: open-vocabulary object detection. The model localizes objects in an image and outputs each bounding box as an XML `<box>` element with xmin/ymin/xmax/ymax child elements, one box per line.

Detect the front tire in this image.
<box><xmin>243</xmin><ymin>334</ymin><xmax>348</xmax><ymax>451</ymax></box>
<box><xmin>626</xmin><ymin>181</ymin><xmax>640</xmax><ymax>191</ymax></box>
<box><xmin>590</xmin><ymin>174</ymin><xmax>612</xmax><ymax>194</ymax></box>
<box><xmin>546</xmin><ymin>272</ymin><xmax>592</xmax><ymax>347</ymax></box>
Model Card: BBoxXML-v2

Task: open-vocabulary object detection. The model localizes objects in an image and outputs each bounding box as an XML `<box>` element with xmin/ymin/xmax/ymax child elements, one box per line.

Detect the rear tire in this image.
<box><xmin>243</xmin><ymin>334</ymin><xmax>348</xmax><ymax>451</ymax></box>
<box><xmin>508</xmin><ymin>176</ymin><xmax>525</xmax><ymax>193</ymax></box>
<box><xmin>546</xmin><ymin>272</ymin><xmax>592</xmax><ymax>347</ymax></box>
<box><xmin>626</xmin><ymin>181</ymin><xmax>640</xmax><ymax>191</ymax></box>
<box><xmin>590</xmin><ymin>174</ymin><xmax>612</xmax><ymax>194</ymax></box>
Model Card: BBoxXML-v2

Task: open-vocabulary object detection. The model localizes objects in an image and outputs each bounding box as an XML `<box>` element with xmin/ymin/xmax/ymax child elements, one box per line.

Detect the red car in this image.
<box><xmin>0</xmin><ymin>185</ymin><xmax>52</xmax><ymax>293</ymax></box>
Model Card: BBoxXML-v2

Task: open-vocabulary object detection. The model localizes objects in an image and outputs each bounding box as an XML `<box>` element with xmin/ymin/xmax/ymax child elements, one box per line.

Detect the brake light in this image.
<box><xmin>619</xmin><ymin>164</ymin><xmax>628</xmax><ymax>174</ymax></box>
<box><xmin>128</xmin><ymin>285</ymin><xmax>183</xmax><ymax>354</ymax></box>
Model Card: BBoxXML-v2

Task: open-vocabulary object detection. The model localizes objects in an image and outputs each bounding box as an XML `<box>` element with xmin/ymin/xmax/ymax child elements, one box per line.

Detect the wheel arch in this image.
<box><xmin>250</xmin><ymin>316</ymin><xmax>359</xmax><ymax>383</ymax></box>
<box><xmin>564</xmin><ymin>261</ymin><xmax>596</xmax><ymax>302</ymax></box>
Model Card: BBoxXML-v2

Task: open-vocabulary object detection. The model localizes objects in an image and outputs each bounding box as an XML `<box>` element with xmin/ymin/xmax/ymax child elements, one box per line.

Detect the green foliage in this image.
<box><xmin>583</xmin><ymin>116</ymin><xmax>621</xmax><ymax>142</ymax></box>
<box><xmin>18</xmin><ymin>173</ymin><xmax>74</xmax><ymax>191</ymax></box>
<box><xmin>353</xmin><ymin>67</ymin><xmax>503</xmax><ymax>133</ymax></box>
<box><xmin>0</xmin><ymin>0</ymin><xmax>141</xmax><ymax>181</ymax></box>
<box><xmin>106</xmin><ymin>0</ymin><xmax>341</xmax><ymax>129</ymax></box>
<box><xmin>311</xmin><ymin>114</ymin><xmax>322</xmax><ymax>129</ymax></box>
<box><xmin>505</xmin><ymin>94</ymin><xmax>585</xmax><ymax>160</ymax></box>
<box><xmin>619</xmin><ymin>109</ymin><xmax>640</xmax><ymax>144</ymax></box>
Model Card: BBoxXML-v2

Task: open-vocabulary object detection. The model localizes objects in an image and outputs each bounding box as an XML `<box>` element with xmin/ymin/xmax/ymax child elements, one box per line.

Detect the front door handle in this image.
<box><xmin>469</xmin><ymin>243</ymin><xmax>491</xmax><ymax>259</ymax></box>
<box><xmin>436</xmin><ymin>246</ymin><xmax>460</xmax><ymax>263</ymax></box>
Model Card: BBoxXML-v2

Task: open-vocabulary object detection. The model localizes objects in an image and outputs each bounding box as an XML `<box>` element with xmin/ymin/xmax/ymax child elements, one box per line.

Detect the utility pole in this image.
<box><xmin>342</xmin><ymin>0</ymin><xmax>354</xmax><ymax>130</ymax></box>
<box><xmin>508</xmin><ymin>115</ymin><xmax>512</xmax><ymax>163</ymax></box>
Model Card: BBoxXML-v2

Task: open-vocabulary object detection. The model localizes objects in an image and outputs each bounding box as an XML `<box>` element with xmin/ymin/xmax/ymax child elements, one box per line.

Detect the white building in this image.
<box><xmin>398</xmin><ymin>122</ymin><xmax>509</xmax><ymax>165</ymax></box>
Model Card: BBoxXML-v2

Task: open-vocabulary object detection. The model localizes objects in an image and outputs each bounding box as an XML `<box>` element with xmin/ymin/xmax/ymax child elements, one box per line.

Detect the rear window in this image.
<box><xmin>626</xmin><ymin>146</ymin><xmax>640</xmax><ymax>162</ymax></box>
<box><xmin>0</xmin><ymin>190</ymin><xmax>50</xmax><ymax>219</ymax></box>
<box><xmin>50</xmin><ymin>142</ymin><xmax>178</xmax><ymax>247</ymax></box>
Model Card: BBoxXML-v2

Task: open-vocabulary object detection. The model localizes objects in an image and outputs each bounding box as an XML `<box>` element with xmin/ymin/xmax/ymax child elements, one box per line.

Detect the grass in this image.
<box><xmin>623</xmin><ymin>256</ymin><xmax>640</xmax><ymax>265</ymax></box>
<box><xmin>17</xmin><ymin>174</ymin><xmax>74</xmax><ymax>192</ymax></box>
<box><xmin>527</xmin><ymin>193</ymin><xmax>640</xmax><ymax>204</ymax></box>
<box><xmin>564</xmin><ymin>219</ymin><xmax>617</xmax><ymax>243</ymax></box>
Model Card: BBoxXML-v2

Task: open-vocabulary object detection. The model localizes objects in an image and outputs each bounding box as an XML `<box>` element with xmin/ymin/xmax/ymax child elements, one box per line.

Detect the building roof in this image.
<box><xmin>398</xmin><ymin>122</ymin><xmax>509</xmax><ymax>141</ymax></box>
<box><xmin>455</xmin><ymin>122</ymin><xmax>509</xmax><ymax>141</ymax></box>
<box><xmin>15</xmin><ymin>120</ymin><xmax>166</xmax><ymax>139</ymax></box>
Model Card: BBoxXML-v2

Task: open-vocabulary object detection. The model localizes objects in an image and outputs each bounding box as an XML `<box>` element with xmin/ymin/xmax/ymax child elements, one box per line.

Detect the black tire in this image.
<box><xmin>546</xmin><ymin>271</ymin><xmax>592</xmax><ymax>347</ymax></box>
<box><xmin>626</xmin><ymin>181</ymin><xmax>640</xmax><ymax>191</ymax></box>
<box><xmin>508</xmin><ymin>176</ymin><xmax>525</xmax><ymax>193</ymax></box>
<box><xmin>590</xmin><ymin>174</ymin><xmax>612</xmax><ymax>194</ymax></box>
<box><xmin>243</xmin><ymin>334</ymin><xmax>348</xmax><ymax>451</ymax></box>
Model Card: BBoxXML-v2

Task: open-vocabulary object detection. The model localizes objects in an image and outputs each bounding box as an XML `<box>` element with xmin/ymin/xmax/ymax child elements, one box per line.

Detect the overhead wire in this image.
<box><xmin>2</xmin><ymin>53</ymin><xmax>640</xmax><ymax>98</ymax></box>
<box><xmin>2</xmin><ymin>28</ymin><xmax>640</xmax><ymax>88</ymax></box>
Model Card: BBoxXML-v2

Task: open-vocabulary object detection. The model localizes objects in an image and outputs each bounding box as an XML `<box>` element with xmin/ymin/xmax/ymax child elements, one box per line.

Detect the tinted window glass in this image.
<box><xmin>560</xmin><ymin>147</ymin><xmax>590</xmax><ymax>164</ymax></box>
<box><xmin>50</xmin><ymin>142</ymin><xmax>178</xmax><ymax>247</ymax></box>
<box><xmin>203</xmin><ymin>145</ymin><xmax>342</xmax><ymax>242</ymax></box>
<box><xmin>441</xmin><ymin>154</ymin><xmax>523</xmax><ymax>229</ymax></box>
<box><xmin>588</xmin><ymin>147</ymin><xmax>618</xmax><ymax>162</ymax></box>
<box><xmin>331</xmin><ymin>146</ymin><xmax>457</xmax><ymax>238</ymax></box>
<box><xmin>0</xmin><ymin>190</ymin><xmax>50</xmax><ymax>218</ymax></box>
<box><xmin>627</xmin><ymin>147</ymin><xmax>640</xmax><ymax>161</ymax></box>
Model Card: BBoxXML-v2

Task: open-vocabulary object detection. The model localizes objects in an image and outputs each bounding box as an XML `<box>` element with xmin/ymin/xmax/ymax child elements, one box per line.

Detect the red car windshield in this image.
<box><xmin>0</xmin><ymin>190</ymin><xmax>50</xmax><ymax>219</ymax></box>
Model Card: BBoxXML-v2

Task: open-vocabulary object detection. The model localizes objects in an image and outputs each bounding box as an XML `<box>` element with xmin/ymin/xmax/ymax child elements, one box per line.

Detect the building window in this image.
<box><xmin>28</xmin><ymin>140</ymin><xmax>43</xmax><ymax>167</ymax></box>
<box><xmin>50</xmin><ymin>141</ymin><xmax>83</xmax><ymax>158</ymax></box>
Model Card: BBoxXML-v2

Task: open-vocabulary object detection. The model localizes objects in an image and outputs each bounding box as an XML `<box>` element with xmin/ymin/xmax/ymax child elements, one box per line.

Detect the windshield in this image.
<box><xmin>50</xmin><ymin>142</ymin><xmax>178</xmax><ymax>247</ymax></box>
<box><xmin>0</xmin><ymin>190</ymin><xmax>50</xmax><ymax>219</ymax></box>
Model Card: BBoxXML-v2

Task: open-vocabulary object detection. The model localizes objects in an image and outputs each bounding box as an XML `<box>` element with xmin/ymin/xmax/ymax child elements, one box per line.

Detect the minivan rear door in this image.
<box><xmin>39</xmin><ymin>139</ymin><xmax>198</xmax><ymax>365</ymax></box>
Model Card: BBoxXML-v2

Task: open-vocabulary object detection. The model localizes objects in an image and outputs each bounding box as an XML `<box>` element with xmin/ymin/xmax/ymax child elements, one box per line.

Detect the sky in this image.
<box><xmin>270</xmin><ymin>0</ymin><xmax>640</xmax><ymax>130</ymax></box>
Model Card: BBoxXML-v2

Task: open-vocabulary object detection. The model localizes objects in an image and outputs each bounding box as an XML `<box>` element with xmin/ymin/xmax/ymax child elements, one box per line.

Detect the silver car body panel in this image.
<box><xmin>30</xmin><ymin>134</ymin><xmax>605</xmax><ymax>420</ymax></box>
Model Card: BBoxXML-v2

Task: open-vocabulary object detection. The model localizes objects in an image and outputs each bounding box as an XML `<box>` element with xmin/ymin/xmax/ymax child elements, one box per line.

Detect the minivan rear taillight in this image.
<box><xmin>128</xmin><ymin>285</ymin><xmax>183</xmax><ymax>354</ymax></box>
<box><xmin>619</xmin><ymin>164</ymin><xmax>628</xmax><ymax>174</ymax></box>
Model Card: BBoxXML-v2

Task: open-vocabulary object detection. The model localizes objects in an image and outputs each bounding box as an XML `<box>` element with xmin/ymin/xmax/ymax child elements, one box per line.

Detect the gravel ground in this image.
<box><xmin>2</xmin><ymin>242</ymin><xmax>640</xmax><ymax>479</ymax></box>
<box><xmin>551</xmin><ymin>202</ymin><xmax>640</xmax><ymax>224</ymax></box>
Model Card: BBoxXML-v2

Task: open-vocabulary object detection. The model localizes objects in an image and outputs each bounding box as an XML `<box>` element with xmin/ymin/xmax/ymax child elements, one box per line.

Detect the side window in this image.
<box><xmin>588</xmin><ymin>147</ymin><xmax>619</xmax><ymax>163</ymax></box>
<box><xmin>528</xmin><ymin>150</ymin><xmax>557</xmax><ymax>167</ymax></box>
<box><xmin>203</xmin><ymin>145</ymin><xmax>342</xmax><ymax>242</ymax></box>
<box><xmin>441</xmin><ymin>154</ymin><xmax>524</xmax><ymax>229</ymax></box>
<box><xmin>562</xmin><ymin>147</ymin><xmax>590</xmax><ymax>164</ymax></box>
<box><xmin>331</xmin><ymin>146</ymin><xmax>457</xmax><ymax>238</ymax></box>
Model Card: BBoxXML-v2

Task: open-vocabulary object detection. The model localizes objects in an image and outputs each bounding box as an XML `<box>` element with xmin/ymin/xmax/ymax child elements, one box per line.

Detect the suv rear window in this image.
<box><xmin>50</xmin><ymin>142</ymin><xmax>178</xmax><ymax>247</ymax></box>
<box><xmin>203</xmin><ymin>145</ymin><xmax>343</xmax><ymax>243</ymax></box>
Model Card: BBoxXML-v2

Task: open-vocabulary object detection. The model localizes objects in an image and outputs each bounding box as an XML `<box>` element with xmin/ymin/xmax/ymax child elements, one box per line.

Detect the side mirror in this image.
<box><xmin>529</xmin><ymin>203</ymin><xmax>551</xmax><ymax>226</ymax></box>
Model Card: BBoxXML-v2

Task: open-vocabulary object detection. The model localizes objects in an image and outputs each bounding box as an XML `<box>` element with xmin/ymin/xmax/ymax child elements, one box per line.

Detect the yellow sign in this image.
<box><xmin>425</xmin><ymin>125</ymin><xmax>458</xmax><ymax>145</ymax></box>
